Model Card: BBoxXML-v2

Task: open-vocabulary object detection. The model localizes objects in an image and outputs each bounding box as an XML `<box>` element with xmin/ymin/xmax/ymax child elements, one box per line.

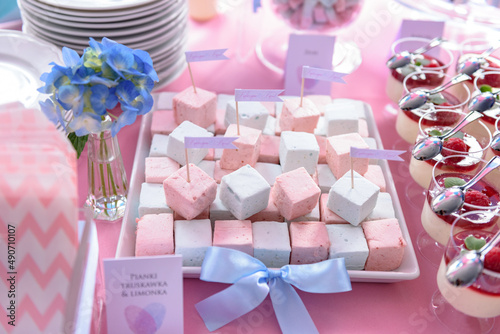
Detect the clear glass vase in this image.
<box><xmin>85</xmin><ymin>130</ymin><xmax>128</xmax><ymax>221</ymax></box>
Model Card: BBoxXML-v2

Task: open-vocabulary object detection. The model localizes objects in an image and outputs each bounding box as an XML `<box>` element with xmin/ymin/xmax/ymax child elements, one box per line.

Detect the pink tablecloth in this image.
<box><xmin>80</xmin><ymin>2</ymin><xmax>500</xmax><ymax>333</ymax></box>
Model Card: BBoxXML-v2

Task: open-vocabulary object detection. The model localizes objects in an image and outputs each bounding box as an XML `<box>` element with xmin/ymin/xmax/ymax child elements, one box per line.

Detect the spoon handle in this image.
<box><xmin>428</xmin><ymin>73</ymin><xmax>471</xmax><ymax>95</ymax></box>
<box><xmin>413</xmin><ymin>37</ymin><xmax>444</xmax><ymax>55</ymax></box>
<box><xmin>441</xmin><ymin>111</ymin><xmax>484</xmax><ymax>140</ymax></box>
<box><xmin>463</xmin><ymin>156</ymin><xmax>500</xmax><ymax>191</ymax></box>
<box><xmin>479</xmin><ymin>230</ymin><xmax>500</xmax><ymax>259</ymax></box>
<box><xmin>480</xmin><ymin>40</ymin><xmax>500</xmax><ymax>59</ymax></box>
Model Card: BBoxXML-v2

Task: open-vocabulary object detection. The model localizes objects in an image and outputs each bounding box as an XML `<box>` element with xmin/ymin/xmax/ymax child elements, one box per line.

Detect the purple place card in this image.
<box><xmin>185</xmin><ymin>136</ymin><xmax>238</xmax><ymax>149</ymax></box>
<box><xmin>185</xmin><ymin>49</ymin><xmax>229</xmax><ymax>62</ymax></box>
<box><xmin>302</xmin><ymin>66</ymin><xmax>347</xmax><ymax>84</ymax></box>
<box><xmin>234</xmin><ymin>89</ymin><xmax>284</xmax><ymax>102</ymax></box>
<box><xmin>350</xmin><ymin>147</ymin><xmax>405</xmax><ymax>161</ymax></box>
<box><xmin>104</xmin><ymin>255</ymin><xmax>183</xmax><ymax>334</ymax></box>
<box><xmin>285</xmin><ymin>34</ymin><xmax>336</xmax><ymax>95</ymax></box>
<box><xmin>396</xmin><ymin>20</ymin><xmax>445</xmax><ymax>58</ymax></box>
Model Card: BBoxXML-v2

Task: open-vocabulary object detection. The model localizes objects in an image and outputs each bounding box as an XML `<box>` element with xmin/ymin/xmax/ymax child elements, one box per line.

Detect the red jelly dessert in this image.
<box><xmin>402</xmin><ymin>90</ymin><xmax>461</xmax><ymax>123</ymax></box>
<box><xmin>391</xmin><ymin>54</ymin><xmax>445</xmax><ymax>83</ymax></box>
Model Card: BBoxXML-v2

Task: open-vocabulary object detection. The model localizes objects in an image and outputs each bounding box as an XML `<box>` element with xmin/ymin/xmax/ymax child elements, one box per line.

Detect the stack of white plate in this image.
<box><xmin>18</xmin><ymin>0</ymin><xmax>188</xmax><ymax>88</ymax></box>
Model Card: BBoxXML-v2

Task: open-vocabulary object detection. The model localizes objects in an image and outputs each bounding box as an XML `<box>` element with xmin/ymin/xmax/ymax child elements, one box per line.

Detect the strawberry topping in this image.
<box><xmin>484</xmin><ymin>247</ymin><xmax>500</xmax><ymax>273</ymax></box>
<box><xmin>464</xmin><ymin>189</ymin><xmax>491</xmax><ymax>207</ymax></box>
<box><xmin>442</xmin><ymin>137</ymin><xmax>469</xmax><ymax>154</ymax></box>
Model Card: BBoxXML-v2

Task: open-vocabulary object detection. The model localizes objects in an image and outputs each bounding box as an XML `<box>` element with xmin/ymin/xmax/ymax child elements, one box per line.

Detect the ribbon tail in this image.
<box><xmin>195</xmin><ymin>273</ymin><xmax>269</xmax><ymax>331</ymax></box>
<box><xmin>269</xmin><ymin>279</ymin><xmax>319</xmax><ymax>334</ymax></box>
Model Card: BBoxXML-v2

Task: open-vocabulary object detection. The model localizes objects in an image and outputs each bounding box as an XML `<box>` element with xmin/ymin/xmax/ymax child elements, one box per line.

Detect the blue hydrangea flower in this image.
<box><xmin>90</xmin><ymin>85</ymin><xmax>118</xmax><ymax>115</ymax></box>
<box><xmin>69</xmin><ymin>112</ymin><xmax>103</xmax><ymax>136</ymax></box>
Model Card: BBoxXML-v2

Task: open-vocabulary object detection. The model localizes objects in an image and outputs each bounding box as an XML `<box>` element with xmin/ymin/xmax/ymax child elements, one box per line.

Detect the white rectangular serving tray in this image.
<box><xmin>116</xmin><ymin>101</ymin><xmax>420</xmax><ymax>283</ymax></box>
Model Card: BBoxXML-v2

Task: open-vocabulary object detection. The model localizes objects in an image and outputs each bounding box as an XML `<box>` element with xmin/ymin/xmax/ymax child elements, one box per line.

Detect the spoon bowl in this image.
<box><xmin>468</xmin><ymin>92</ymin><xmax>497</xmax><ymax>113</ymax></box>
<box><xmin>387</xmin><ymin>37</ymin><xmax>444</xmax><ymax>70</ymax></box>
<box><xmin>491</xmin><ymin>132</ymin><xmax>500</xmax><ymax>151</ymax></box>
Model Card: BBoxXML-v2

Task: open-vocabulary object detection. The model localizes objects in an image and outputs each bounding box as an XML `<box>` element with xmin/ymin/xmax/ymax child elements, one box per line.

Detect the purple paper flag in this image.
<box><xmin>350</xmin><ymin>147</ymin><xmax>405</xmax><ymax>161</ymax></box>
<box><xmin>185</xmin><ymin>137</ymin><xmax>238</xmax><ymax>149</ymax></box>
<box><xmin>185</xmin><ymin>49</ymin><xmax>229</xmax><ymax>62</ymax></box>
<box><xmin>234</xmin><ymin>89</ymin><xmax>284</xmax><ymax>102</ymax></box>
<box><xmin>302</xmin><ymin>66</ymin><xmax>347</xmax><ymax>84</ymax></box>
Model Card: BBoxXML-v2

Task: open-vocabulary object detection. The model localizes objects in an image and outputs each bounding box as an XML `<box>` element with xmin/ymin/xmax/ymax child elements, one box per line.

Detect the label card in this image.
<box><xmin>285</xmin><ymin>34</ymin><xmax>336</xmax><ymax>95</ymax></box>
<box><xmin>104</xmin><ymin>255</ymin><xmax>183</xmax><ymax>334</ymax></box>
<box><xmin>396</xmin><ymin>20</ymin><xmax>445</xmax><ymax>58</ymax></box>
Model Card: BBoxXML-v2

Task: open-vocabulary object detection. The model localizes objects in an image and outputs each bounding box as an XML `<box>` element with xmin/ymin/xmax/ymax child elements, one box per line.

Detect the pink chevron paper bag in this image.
<box><xmin>0</xmin><ymin>107</ymin><xmax>78</xmax><ymax>333</ymax></box>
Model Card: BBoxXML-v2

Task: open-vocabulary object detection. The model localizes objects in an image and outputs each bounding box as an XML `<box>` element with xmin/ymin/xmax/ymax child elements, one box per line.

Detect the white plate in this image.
<box><xmin>36</xmin><ymin>0</ymin><xmax>156</xmax><ymax>11</ymax></box>
<box><xmin>0</xmin><ymin>29</ymin><xmax>61</xmax><ymax>108</ymax></box>
<box><xmin>116</xmin><ymin>99</ymin><xmax>420</xmax><ymax>283</ymax></box>
<box><xmin>155</xmin><ymin>56</ymin><xmax>186</xmax><ymax>89</ymax></box>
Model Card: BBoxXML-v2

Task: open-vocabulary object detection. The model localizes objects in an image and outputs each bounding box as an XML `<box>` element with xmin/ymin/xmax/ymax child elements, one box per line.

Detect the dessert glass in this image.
<box><xmin>409</xmin><ymin>109</ymin><xmax>492</xmax><ymax>189</ymax></box>
<box><xmin>473</xmin><ymin>71</ymin><xmax>500</xmax><ymax>135</ymax></box>
<box><xmin>419</xmin><ymin>156</ymin><xmax>500</xmax><ymax>265</ymax></box>
<box><xmin>485</xmin><ymin>117</ymin><xmax>500</xmax><ymax>162</ymax></box>
<box><xmin>386</xmin><ymin>37</ymin><xmax>453</xmax><ymax>104</ymax></box>
<box><xmin>432</xmin><ymin>211</ymin><xmax>500</xmax><ymax>333</ymax></box>
<box><xmin>395</xmin><ymin>70</ymin><xmax>470</xmax><ymax>144</ymax></box>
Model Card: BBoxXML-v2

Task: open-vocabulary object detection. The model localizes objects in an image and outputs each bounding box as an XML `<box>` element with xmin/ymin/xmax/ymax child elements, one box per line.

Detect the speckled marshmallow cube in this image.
<box><xmin>248</xmin><ymin>190</ymin><xmax>284</xmax><ymax>222</ymax></box>
<box><xmin>361</xmin><ymin>218</ymin><xmax>407</xmax><ymax>271</ymax></box>
<box><xmin>364</xmin><ymin>192</ymin><xmax>395</xmax><ymax>221</ymax></box>
<box><xmin>163</xmin><ymin>164</ymin><xmax>217</xmax><ymax>220</ymax></box>
<box><xmin>263</xmin><ymin>115</ymin><xmax>276</xmax><ymax>136</ymax></box>
<box><xmin>325</xmin><ymin>104</ymin><xmax>359</xmax><ymax>136</ymax></box>
<box><xmin>272</xmin><ymin>167</ymin><xmax>321</xmax><ymax>220</ymax></box>
<box><xmin>326</xmin><ymin>132</ymin><xmax>369</xmax><ymax>179</ymax></box>
<box><xmin>219</xmin><ymin>124</ymin><xmax>262</xmax><ymax>170</ymax></box>
<box><xmin>213</xmin><ymin>220</ymin><xmax>253</xmax><ymax>256</ymax></box>
<box><xmin>279</xmin><ymin>97</ymin><xmax>320</xmax><ymax>133</ymax></box>
<box><xmin>319</xmin><ymin>194</ymin><xmax>347</xmax><ymax>224</ymax></box>
<box><xmin>259</xmin><ymin>135</ymin><xmax>280</xmax><ymax>164</ymax></box>
<box><xmin>173</xmin><ymin>86</ymin><xmax>217</xmax><ymax>128</ymax></box>
<box><xmin>317</xmin><ymin>164</ymin><xmax>337</xmax><ymax>193</ymax></box>
<box><xmin>327</xmin><ymin>171</ymin><xmax>380</xmax><ymax>226</ymax></box>
<box><xmin>220</xmin><ymin>165</ymin><xmax>271</xmax><ymax>220</ymax></box>
<box><xmin>174</xmin><ymin>206</ymin><xmax>209</xmax><ymax>221</ymax></box>
<box><xmin>255</xmin><ymin>162</ymin><xmax>282</xmax><ymax>186</ymax></box>
<box><xmin>225</xmin><ymin>101</ymin><xmax>269</xmax><ymax>130</ymax></box>
<box><xmin>167</xmin><ymin>121</ymin><xmax>213</xmax><ymax>165</ymax></box>
<box><xmin>279</xmin><ymin>131</ymin><xmax>319</xmax><ymax>174</ymax></box>
<box><xmin>289</xmin><ymin>221</ymin><xmax>330</xmax><ymax>264</ymax></box>
<box><xmin>252</xmin><ymin>221</ymin><xmax>291</xmax><ymax>268</ymax></box>
<box><xmin>362</xmin><ymin>137</ymin><xmax>378</xmax><ymax>164</ymax></box>
<box><xmin>363</xmin><ymin>164</ymin><xmax>386</xmax><ymax>192</ymax></box>
<box><xmin>306</xmin><ymin>95</ymin><xmax>332</xmax><ymax>115</ymax></box>
<box><xmin>210</xmin><ymin>185</ymin><xmax>237</xmax><ymax>224</ymax></box>
<box><xmin>326</xmin><ymin>224</ymin><xmax>368</xmax><ymax>270</ymax></box>
<box><xmin>151</xmin><ymin>110</ymin><xmax>177</xmax><ymax>135</ymax></box>
<box><xmin>174</xmin><ymin>219</ymin><xmax>212</xmax><ymax>266</ymax></box>
<box><xmin>315</xmin><ymin>135</ymin><xmax>327</xmax><ymax>164</ymax></box>
<box><xmin>288</xmin><ymin>197</ymin><xmax>320</xmax><ymax>222</ymax></box>
<box><xmin>149</xmin><ymin>134</ymin><xmax>169</xmax><ymax>157</ymax></box>
<box><xmin>145</xmin><ymin>157</ymin><xmax>180</xmax><ymax>183</ymax></box>
<box><xmin>135</xmin><ymin>213</ymin><xmax>174</xmax><ymax>257</ymax></box>
<box><xmin>197</xmin><ymin>160</ymin><xmax>215</xmax><ymax>179</ymax></box>
<box><xmin>138</xmin><ymin>183</ymin><xmax>173</xmax><ymax>217</ymax></box>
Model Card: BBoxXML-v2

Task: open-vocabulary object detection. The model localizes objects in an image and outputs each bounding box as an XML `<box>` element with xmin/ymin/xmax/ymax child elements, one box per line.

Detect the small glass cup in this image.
<box><xmin>386</xmin><ymin>37</ymin><xmax>454</xmax><ymax>104</ymax></box>
<box><xmin>395</xmin><ymin>70</ymin><xmax>471</xmax><ymax>144</ymax></box>
<box><xmin>409</xmin><ymin>109</ymin><xmax>492</xmax><ymax>189</ymax></box>
<box><xmin>473</xmin><ymin>70</ymin><xmax>500</xmax><ymax>135</ymax></box>
<box><xmin>458</xmin><ymin>38</ymin><xmax>500</xmax><ymax>91</ymax></box>
<box><xmin>432</xmin><ymin>211</ymin><xmax>500</xmax><ymax>333</ymax></box>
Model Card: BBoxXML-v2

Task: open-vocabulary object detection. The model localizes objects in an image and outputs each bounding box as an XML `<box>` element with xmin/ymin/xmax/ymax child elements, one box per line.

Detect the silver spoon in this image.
<box><xmin>431</xmin><ymin>156</ymin><xmax>500</xmax><ymax>216</ymax></box>
<box><xmin>412</xmin><ymin>111</ymin><xmax>484</xmax><ymax>161</ymax></box>
<box><xmin>399</xmin><ymin>73</ymin><xmax>471</xmax><ymax>111</ymax></box>
<box><xmin>387</xmin><ymin>37</ymin><xmax>444</xmax><ymax>70</ymax></box>
<box><xmin>457</xmin><ymin>41</ymin><xmax>500</xmax><ymax>76</ymax></box>
<box><xmin>446</xmin><ymin>229</ymin><xmax>500</xmax><ymax>287</ymax></box>
<box><xmin>468</xmin><ymin>92</ymin><xmax>497</xmax><ymax>113</ymax></box>
<box><xmin>491</xmin><ymin>132</ymin><xmax>500</xmax><ymax>152</ymax></box>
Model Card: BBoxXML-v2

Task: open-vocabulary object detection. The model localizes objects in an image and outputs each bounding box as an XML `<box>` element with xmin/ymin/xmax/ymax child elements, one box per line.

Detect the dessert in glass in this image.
<box><xmin>432</xmin><ymin>211</ymin><xmax>500</xmax><ymax>333</ymax></box>
<box><xmin>386</xmin><ymin>37</ymin><xmax>453</xmax><ymax>104</ymax></box>
<box><xmin>473</xmin><ymin>71</ymin><xmax>500</xmax><ymax>136</ymax></box>
<box><xmin>395</xmin><ymin>70</ymin><xmax>470</xmax><ymax>144</ymax></box>
<box><xmin>409</xmin><ymin>109</ymin><xmax>492</xmax><ymax>189</ymax></box>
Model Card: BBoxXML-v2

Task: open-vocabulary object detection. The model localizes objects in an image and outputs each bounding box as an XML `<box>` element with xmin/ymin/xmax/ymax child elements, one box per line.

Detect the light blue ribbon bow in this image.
<box><xmin>253</xmin><ymin>0</ymin><xmax>261</xmax><ymax>12</ymax></box>
<box><xmin>195</xmin><ymin>247</ymin><xmax>352</xmax><ymax>333</ymax></box>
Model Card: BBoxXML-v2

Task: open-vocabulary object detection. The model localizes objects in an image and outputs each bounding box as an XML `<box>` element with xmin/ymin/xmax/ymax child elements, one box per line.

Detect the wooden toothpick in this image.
<box><xmin>236</xmin><ymin>100</ymin><xmax>240</xmax><ymax>136</ymax></box>
<box><xmin>187</xmin><ymin>62</ymin><xmax>197</xmax><ymax>94</ymax></box>
<box><xmin>185</xmin><ymin>148</ymin><xmax>191</xmax><ymax>183</ymax></box>
<box><xmin>300</xmin><ymin>76</ymin><xmax>305</xmax><ymax>107</ymax></box>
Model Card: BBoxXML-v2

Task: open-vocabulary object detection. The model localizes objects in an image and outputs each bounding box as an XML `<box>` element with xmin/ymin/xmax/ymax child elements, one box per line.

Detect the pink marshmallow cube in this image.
<box><xmin>174</xmin><ymin>206</ymin><xmax>210</xmax><ymax>221</ymax></box>
<box><xmin>214</xmin><ymin>160</ymin><xmax>235</xmax><ymax>183</ymax></box>
<box><xmin>213</xmin><ymin>220</ymin><xmax>253</xmax><ymax>256</ymax></box>
<box><xmin>289</xmin><ymin>221</ymin><xmax>330</xmax><ymax>264</ymax></box>
<box><xmin>135</xmin><ymin>213</ymin><xmax>174</xmax><ymax>257</ymax></box>
<box><xmin>279</xmin><ymin>98</ymin><xmax>320</xmax><ymax>133</ymax></box>
<box><xmin>305</xmin><ymin>95</ymin><xmax>332</xmax><ymax>115</ymax></box>
<box><xmin>261</xmin><ymin>101</ymin><xmax>276</xmax><ymax>117</ymax></box>
<box><xmin>163</xmin><ymin>164</ymin><xmax>217</xmax><ymax>220</ymax></box>
<box><xmin>173</xmin><ymin>86</ymin><xmax>217</xmax><ymax>128</ymax></box>
<box><xmin>363</xmin><ymin>165</ymin><xmax>386</xmax><ymax>192</ymax></box>
<box><xmin>358</xmin><ymin>119</ymin><xmax>369</xmax><ymax>137</ymax></box>
<box><xmin>259</xmin><ymin>135</ymin><xmax>280</xmax><ymax>164</ymax></box>
<box><xmin>215</xmin><ymin>108</ymin><xmax>227</xmax><ymax>135</ymax></box>
<box><xmin>361</xmin><ymin>218</ymin><xmax>407</xmax><ymax>271</ymax></box>
<box><xmin>272</xmin><ymin>167</ymin><xmax>321</xmax><ymax>220</ymax></box>
<box><xmin>220</xmin><ymin>124</ymin><xmax>262</xmax><ymax>170</ymax></box>
<box><xmin>320</xmin><ymin>194</ymin><xmax>348</xmax><ymax>224</ymax></box>
<box><xmin>151</xmin><ymin>110</ymin><xmax>177</xmax><ymax>135</ymax></box>
<box><xmin>326</xmin><ymin>132</ymin><xmax>369</xmax><ymax>179</ymax></box>
<box><xmin>315</xmin><ymin>135</ymin><xmax>327</xmax><ymax>164</ymax></box>
<box><xmin>145</xmin><ymin>157</ymin><xmax>180</xmax><ymax>183</ymax></box>
<box><xmin>248</xmin><ymin>189</ymin><xmax>285</xmax><ymax>222</ymax></box>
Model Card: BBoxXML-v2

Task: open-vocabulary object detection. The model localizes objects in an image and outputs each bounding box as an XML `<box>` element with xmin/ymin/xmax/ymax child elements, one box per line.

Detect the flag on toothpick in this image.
<box><xmin>184</xmin><ymin>49</ymin><xmax>229</xmax><ymax>93</ymax></box>
<box><xmin>234</xmin><ymin>89</ymin><xmax>283</xmax><ymax>102</ymax></box>
<box><xmin>300</xmin><ymin>66</ymin><xmax>347</xmax><ymax>107</ymax></box>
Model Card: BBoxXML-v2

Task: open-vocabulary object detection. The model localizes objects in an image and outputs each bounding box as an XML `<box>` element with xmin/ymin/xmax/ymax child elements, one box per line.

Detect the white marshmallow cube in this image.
<box><xmin>327</xmin><ymin>171</ymin><xmax>380</xmax><ymax>226</ymax></box>
<box><xmin>279</xmin><ymin>131</ymin><xmax>319</xmax><ymax>174</ymax></box>
<box><xmin>255</xmin><ymin>162</ymin><xmax>283</xmax><ymax>186</ymax></box>
<box><xmin>330</xmin><ymin>98</ymin><xmax>367</xmax><ymax>119</ymax></box>
<box><xmin>166</xmin><ymin>121</ymin><xmax>213</xmax><ymax>165</ymax></box>
<box><xmin>209</xmin><ymin>185</ymin><xmax>236</xmax><ymax>225</ymax></box>
<box><xmin>220</xmin><ymin>165</ymin><xmax>271</xmax><ymax>220</ymax></box>
<box><xmin>326</xmin><ymin>224</ymin><xmax>369</xmax><ymax>270</ymax></box>
<box><xmin>317</xmin><ymin>164</ymin><xmax>337</xmax><ymax>193</ymax></box>
<box><xmin>252</xmin><ymin>221</ymin><xmax>291</xmax><ymax>268</ymax></box>
<box><xmin>263</xmin><ymin>115</ymin><xmax>276</xmax><ymax>136</ymax></box>
<box><xmin>217</xmin><ymin>94</ymin><xmax>234</xmax><ymax>110</ymax></box>
<box><xmin>314</xmin><ymin>116</ymin><xmax>327</xmax><ymax>136</ymax></box>
<box><xmin>324</xmin><ymin>104</ymin><xmax>359</xmax><ymax>137</ymax></box>
<box><xmin>154</xmin><ymin>91</ymin><xmax>177</xmax><ymax>110</ymax></box>
<box><xmin>225</xmin><ymin>101</ymin><xmax>269</xmax><ymax>130</ymax></box>
<box><xmin>149</xmin><ymin>134</ymin><xmax>169</xmax><ymax>157</ymax></box>
<box><xmin>174</xmin><ymin>219</ymin><xmax>212</xmax><ymax>267</ymax></box>
<box><xmin>138</xmin><ymin>183</ymin><xmax>173</xmax><ymax>217</ymax></box>
<box><xmin>364</xmin><ymin>192</ymin><xmax>395</xmax><ymax>221</ymax></box>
